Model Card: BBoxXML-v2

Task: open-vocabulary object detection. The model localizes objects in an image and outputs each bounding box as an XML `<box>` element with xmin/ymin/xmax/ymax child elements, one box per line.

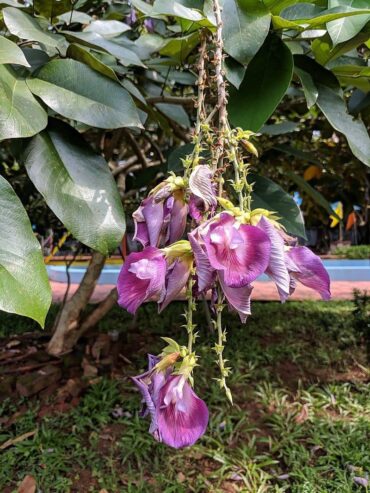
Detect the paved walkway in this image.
<box><xmin>51</xmin><ymin>281</ymin><xmax>370</xmax><ymax>304</ymax></box>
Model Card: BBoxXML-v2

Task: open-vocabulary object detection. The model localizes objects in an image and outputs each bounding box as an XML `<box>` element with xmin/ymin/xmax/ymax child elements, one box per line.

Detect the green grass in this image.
<box><xmin>0</xmin><ymin>300</ymin><xmax>369</xmax><ymax>492</ymax></box>
<box><xmin>332</xmin><ymin>245</ymin><xmax>370</xmax><ymax>259</ymax></box>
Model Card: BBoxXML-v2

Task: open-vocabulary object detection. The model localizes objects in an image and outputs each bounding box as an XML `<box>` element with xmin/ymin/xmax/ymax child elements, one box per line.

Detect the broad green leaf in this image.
<box><xmin>249</xmin><ymin>173</ymin><xmax>306</xmax><ymax>239</ymax></box>
<box><xmin>155</xmin><ymin>103</ymin><xmax>190</xmax><ymax>128</ymax></box>
<box><xmin>159</xmin><ymin>32</ymin><xmax>199</xmax><ymax>61</ymax></box>
<box><xmin>273</xmin><ymin>144</ymin><xmax>321</xmax><ymax>165</ymax></box>
<box><xmin>295</xmin><ymin>55</ymin><xmax>370</xmax><ymax>167</ymax></box>
<box><xmin>3</xmin><ymin>7</ymin><xmax>67</xmax><ymax>50</ymax></box>
<box><xmin>311</xmin><ymin>31</ymin><xmax>370</xmax><ymax>65</ymax></box>
<box><xmin>84</xmin><ymin>20</ymin><xmax>131</xmax><ymax>38</ymax></box>
<box><xmin>27</xmin><ymin>59</ymin><xmax>142</xmax><ymax>129</ymax></box>
<box><xmin>295</xmin><ymin>67</ymin><xmax>318</xmax><ymax>108</ymax></box>
<box><xmin>67</xmin><ymin>43</ymin><xmax>119</xmax><ymax>81</ymax></box>
<box><xmin>152</xmin><ymin>0</ymin><xmax>204</xmax><ymax>20</ymax></box>
<box><xmin>0</xmin><ymin>35</ymin><xmax>30</xmax><ymax>66</ymax></box>
<box><xmin>327</xmin><ymin>0</ymin><xmax>370</xmax><ymax>45</ymax></box>
<box><xmin>130</xmin><ymin>0</ymin><xmax>154</xmax><ymax>16</ymax></box>
<box><xmin>63</xmin><ymin>31</ymin><xmax>145</xmax><ymax>67</ymax></box>
<box><xmin>0</xmin><ymin>175</ymin><xmax>51</xmax><ymax>326</ymax></box>
<box><xmin>221</xmin><ymin>0</ymin><xmax>271</xmax><ymax>65</ymax></box>
<box><xmin>286</xmin><ymin>170</ymin><xmax>337</xmax><ymax>218</ymax></box>
<box><xmin>167</xmin><ymin>143</ymin><xmax>194</xmax><ymax>173</ymax></box>
<box><xmin>224</xmin><ymin>57</ymin><xmax>246</xmax><ymax>89</ymax></box>
<box><xmin>283</xmin><ymin>5</ymin><xmax>370</xmax><ymax>27</ymax></box>
<box><xmin>22</xmin><ymin>120</ymin><xmax>126</xmax><ymax>255</ymax></box>
<box><xmin>0</xmin><ymin>65</ymin><xmax>47</xmax><ymax>140</ymax></box>
<box><xmin>228</xmin><ymin>34</ymin><xmax>293</xmax><ymax>132</ymax></box>
<box><xmin>34</xmin><ymin>0</ymin><xmax>72</xmax><ymax>19</ymax></box>
<box><xmin>272</xmin><ymin>15</ymin><xmax>302</xmax><ymax>29</ymax></box>
<box><xmin>263</xmin><ymin>0</ymin><xmax>303</xmax><ymax>15</ymax></box>
<box><xmin>261</xmin><ymin>121</ymin><xmax>299</xmax><ymax>135</ymax></box>
<box><xmin>22</xmin><ymin>47</ymin><xmax>50</xmax><ymax>72</ymax></box>
<box><xmin>57</xmin><ymin>10</ymin><xmax>92</xmax><ymax>24</ymax></box>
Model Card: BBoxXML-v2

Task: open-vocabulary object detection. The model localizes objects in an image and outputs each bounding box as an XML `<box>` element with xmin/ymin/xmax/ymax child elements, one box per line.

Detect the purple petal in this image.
<box><xmin>117</xmin><ymin>247</ymin><xmax>166</xmax><ymax>314</ymax></box>
<box><xmin>203</xmin><ymin>213</ymin><xmax>271</xmax><ymax>288</ymax></box>
<box><xmin>157</xmin><ymin>375</ymin><xmax>209</xmax><ymax>448</ymax></box>
<box><xmin>168</xmin><ymin>191</ymin><xmax>188</xmax><ymax>244</ymax></box>
<box><xmin>189</xmin><ymin>165</ymin><xmax>217</xmax><ymax>211</ymax></box>
<box><xmin>188</xmin><ymin>230</ymin><xmax>215</xmax><ymax>292</ymax></box>
<box><xmin>286</xmin><ymin>246</ymin><xmax>331</xmax><ymax>300</ymax></box>
<box><xmin>132</xmin><ymin>205</ymin><xmax>149</xmax><ymax>247</ymax></box>
<box><xmin>354</xmin><ymin>477</ymin><xmax>369</xmax><ymax>487</ymax></box>
<box><xmin>189</xmin><ymin>195</ymin><xmax>204</xmax><ymax>223</ymax></box>
<box><xmin>219</xmin><ymin>272</ymin><xmax>253</xmax><ymax>323</ymax></box>
<box><xmin>159</xmin><ymin>257</ymin><xmax>192</xmax><ymax>312</ymax></box>
<box><xmin>142</xmin><ymin>196</ymin><xmax>165</xmax><ymax>247</ymax></box>
<box><xmin>257</xmin><ymin>217</ymin><xmax>290</xmax><ymax>301</ymax></box>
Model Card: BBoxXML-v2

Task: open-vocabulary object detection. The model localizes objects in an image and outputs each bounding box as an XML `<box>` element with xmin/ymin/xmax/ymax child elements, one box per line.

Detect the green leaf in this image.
<box><xmin>295</xmin><ymin>55</ymin><xmax>370</xmax><ymax>167</ymax></box>
<box><xmin>0</xmin><ymin>35</ymin><xmax>30</xmax><ymax>66</ymax></box>
<box><xmin>263</xmin><ymin>0</ymin><xmax>302</xmax><ymax>15</ymax></box>
<box><xmin>167</xmin><ymin>143</ymin><xmax>194</xmax><ymax>173</ymax></box>
<box><xmin>66</xmin><ymin>43</ymin><xmax>119</xmax><ymax>81</ymax></box>
<box><xmin>286</xmin><ymin>170</ymin><xmax>337</xmax><ymax>218</ymax></box>
<box><xmin>273</xmin><ymin>144</ymin><xmax>321</xmax><ymax>165</ymax></box>
<box><xmin>159</xmin><ymin>32</ymin><xmax>200</xmax><ymax>61</ymax></box>
<box><xmin>84</xmin><ymin>20</ymin><xmax>131</xmax><ymax>38</ymax></box>
<box><xmin>0</xmin><ymin>65</ymin><xmax>47</xmax><ymax>140</ymax></box>
<box><xmin>0</xmin><ymin>175</ymin><xmax>51</xmax><ymax>326</ymax></box>
<box><xmin>221</xmin><ymin>0</ymin><xmax>271</xmax><ymax>65</ymax></box>
<box><xmin>249</xmin><ymin>173</ymin><xmax>306</xmax><ymax>238</ymax></box>
<box><xmin>224</xmin><ymin>57</ymin><xmax>246</xmax><ymax>89</ymax></box>
<box><xmin>63</xmin><ymin>31</ymin><xmax>145</xmax><ymax>67</ymax></box>
<box><xmin>22</xmin><ymin>120</ymin><xmax>126</xmax><ymax>255</ymax></box>
<box><xmin>34</xmin><ymin>0</ymin><xmax>73</xmax><ymax>19</ymax></box>
<box><xmin>3</xmin><ymin>7</ymin><xmax>67</xmax><ymax>50</ymax></box>
<box><xmin>284</xmin><ymin>5</ymin><xmax>370</xmax><ymax>27</ymax></box>
<box><xmin>155</xmin><ymin>103</ymin><xmax>190</xmax><ymax>128</ymax></box>
<box><xmin>228</xmin><ymin>34</ymin><xmax>293</xmax><ymax>132</ymax></box>
<box><xmin>152</xmin><ymin>0</ymin><xmax>204</xmax><ymax>21</ymax></box>
<box><xmin>327</xmin><ymin>0</ymin><xmax>370</xmax><ymax>45</ymax></box>
<box><xmin>27</xmin><ymin>59</ymin><xmax>142</xmax><ymax>129</ymax></box>
<box><xmin>261</xmin><ymin>121</ymin><xmax>299</xmax><ymax>135</ymax></box>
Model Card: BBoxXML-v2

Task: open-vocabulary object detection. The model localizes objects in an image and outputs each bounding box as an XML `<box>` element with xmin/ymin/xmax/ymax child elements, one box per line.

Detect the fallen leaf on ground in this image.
<box><xmin>18</xmin><ymin>475</ymin><xmax>36</xmax><ymax>493</ymax></box>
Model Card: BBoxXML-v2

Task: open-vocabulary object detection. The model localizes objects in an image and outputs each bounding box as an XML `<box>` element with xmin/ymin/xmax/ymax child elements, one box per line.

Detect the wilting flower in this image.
<box><xmin>133</xmin><ymin>179</ymin><xmax>188</xmax><ymax>248</ymax></box>
<box><xmin>202</xmin><ymin>212</ymin><xmax>271</xmax><ymax>288</ymax></box>
<box><xmin>126</xmin><ymin>8</ymin><xmax>137</xmax><ymax>25</ymax></box>
<box><xmin>132</xmin><ymin>355</ymin><xmax>209</xmax><ymax>448</ymax></box>
<box><xmin>117</xmin><ymin>247</ymin><xmax>166</xmax><ymax>314</ymax></box>
<box><xmin>188</xmin><ymin>165</ymin><xmax>217</xmax><ymax>222</ymax></box>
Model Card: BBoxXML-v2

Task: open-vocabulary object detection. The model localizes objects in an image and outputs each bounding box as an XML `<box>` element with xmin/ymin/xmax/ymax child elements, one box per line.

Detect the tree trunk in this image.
<box><xmin>47</xmin><ymin>251</ymin><xmax>106</xmax><ymax>356</ymax></box>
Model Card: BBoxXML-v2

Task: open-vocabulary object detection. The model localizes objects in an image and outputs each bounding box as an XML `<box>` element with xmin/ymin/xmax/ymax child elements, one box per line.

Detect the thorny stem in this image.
<box><xmin>215</xmin><ymin>284</ymin><xmax>233</xmax><ymax>403</ymax></box>
<box><xmin>188</xmin><ymin>34</ymin><xmax>208</xmax><ymax>175</ymax></box>
<box><xmin>185</xmin><ymin>274</ymin><xmax>196</xmax><ymax>354</ymax></box>
<box><xmin>212</xmin><ymin>0</ymin><xmax>228</xmax><ymax>179</ymax></box>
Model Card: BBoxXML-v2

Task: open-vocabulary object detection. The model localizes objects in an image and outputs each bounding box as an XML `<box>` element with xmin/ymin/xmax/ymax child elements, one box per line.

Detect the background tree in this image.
<box><xmin>0</xmin><ymin>0</ymin><xmax>369</xmax><ymax>355</ymax></box>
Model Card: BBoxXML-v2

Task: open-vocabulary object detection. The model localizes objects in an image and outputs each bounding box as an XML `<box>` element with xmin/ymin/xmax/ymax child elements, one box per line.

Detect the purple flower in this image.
<box><xmin>132</xmin><ymin>356</ymin><xmax>209</xmax><ymax>448</ymax></box>
<box><xmin>188</xmin><ymin>165</ymin><xmax>217</xmax><ymax>222</ymax></box>
<box><xmin>133</xmin><ymin>189</ymin><xmax>188</xmax><ymax>248</ymax></box>
<box><xmin>286</xmin><ymin>246</ymin><xmax>331</xmax><ymax>300</ymax></box>
<box><xmin>143</xmin><ymin>18</ymin><xmax>155</xmax><ymax>32</ymax></box>
<box><xmin>117</xmin><ymin>247</ymin><xmax>166</xmax><ymax>314</ymax></box>
<box><xmin>157</xmin><ymin>374</ymin><xmax>209</xmax><ymax>448</ymax></box>
<box><xmin>126</xmin><ymin>8</ymin><xmax>137</xmax><ymax>25</ymax></box>
<box><xmin>257</xmin><ymin>216</ymin><xmax>290</xmax><ymax>301</ymax></box>
<box><xmin>159</xmin><ymin>255</ymin><xmax>193</xmax><ymax>311</ymax></box>
<box><xmin>218</xmin><ymin>272</ymin><xmax>253</xmax><ymax>323</ymax></box>
<box><xmin>202</xmin><ymin>213</ymin><xmax>271</xmax><ymax>288</ymax></box>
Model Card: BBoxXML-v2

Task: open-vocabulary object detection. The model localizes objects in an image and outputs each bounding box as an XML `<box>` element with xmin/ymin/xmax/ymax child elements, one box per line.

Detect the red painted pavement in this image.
<box><xmin>51</xmin><ymin>280</ymin><xmax>370</xmax><ymax>304</ymax></box>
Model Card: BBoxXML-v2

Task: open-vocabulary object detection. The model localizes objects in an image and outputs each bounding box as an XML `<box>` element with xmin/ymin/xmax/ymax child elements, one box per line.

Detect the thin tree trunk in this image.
<box><xmin>47</xmin><ymin>251</ymin><xmax>106</xmax><ymax>356</ymax></box>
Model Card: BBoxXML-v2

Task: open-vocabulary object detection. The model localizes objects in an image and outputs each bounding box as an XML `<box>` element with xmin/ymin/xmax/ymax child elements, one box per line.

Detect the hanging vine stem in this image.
<box><xmin>211</xmin><ymin>0</ymin><xmax>234</xmax><ymax>403</ymax></box>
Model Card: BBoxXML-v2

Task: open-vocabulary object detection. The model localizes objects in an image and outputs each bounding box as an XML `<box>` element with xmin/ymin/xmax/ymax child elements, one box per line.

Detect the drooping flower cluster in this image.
<box><xmin>117</xmin><ymin>165</ymin><xmax>331</xmax><ymax>448</ymax></box>
<box><xmin>117</xmin><ymin>7</ymin><xmax>331</xmax><ymax>449</ymax></box>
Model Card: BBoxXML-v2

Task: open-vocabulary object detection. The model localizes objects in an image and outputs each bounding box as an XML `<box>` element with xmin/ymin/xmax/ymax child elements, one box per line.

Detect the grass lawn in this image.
<box><xmin>0</xmin><ymin>299</ymin><xmax>369</xmax><ymax>492</ymax></box>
